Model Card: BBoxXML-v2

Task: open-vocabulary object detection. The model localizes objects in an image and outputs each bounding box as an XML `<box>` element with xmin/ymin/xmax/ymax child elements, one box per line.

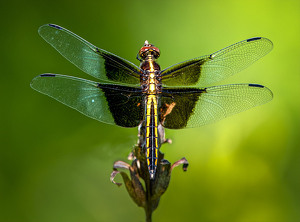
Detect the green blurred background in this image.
<box><xmin>1</xmin><ymin>0</ymin><xmax>299</xmax><ymax>221</ymax></box>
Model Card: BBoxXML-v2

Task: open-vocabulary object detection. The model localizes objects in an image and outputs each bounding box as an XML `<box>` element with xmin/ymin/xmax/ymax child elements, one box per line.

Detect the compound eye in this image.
<box><xmin>139</xmin><ymin>48</ymin><xmax>149</xmax><ymax>59</ymax></box>
<box><xmin>153</xmin><ymin>51</ymin><xmax>160</xmax><ymax>59</ymax></box>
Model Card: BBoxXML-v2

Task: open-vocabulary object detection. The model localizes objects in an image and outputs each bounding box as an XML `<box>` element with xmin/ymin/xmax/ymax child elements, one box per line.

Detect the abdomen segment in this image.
<box><xmin>145</xmin><ymin>95</ymin><xmax>160</xmax><ymax>179</ymax></box>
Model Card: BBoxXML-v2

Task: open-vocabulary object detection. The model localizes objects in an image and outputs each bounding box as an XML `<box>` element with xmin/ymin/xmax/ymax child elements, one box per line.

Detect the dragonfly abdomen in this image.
<box><xmin>145</xmin><ymin>94</ymin><xmax>160</xmax><ymax>179</ymax></box>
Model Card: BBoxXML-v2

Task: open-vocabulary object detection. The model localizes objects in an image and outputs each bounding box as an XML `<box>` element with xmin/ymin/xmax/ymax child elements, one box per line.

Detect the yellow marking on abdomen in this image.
<box><xmin>145</xmin><ymin>94</ymin><xmax>159</xmax><ymax>177</ymax></box>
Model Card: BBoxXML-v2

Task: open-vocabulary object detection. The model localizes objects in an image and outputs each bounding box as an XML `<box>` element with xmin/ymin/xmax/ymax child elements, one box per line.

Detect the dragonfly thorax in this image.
<box><xmin>140</xmin><ymin>56</ymin><xmax>162</xmax><ymax>94</ymax></box>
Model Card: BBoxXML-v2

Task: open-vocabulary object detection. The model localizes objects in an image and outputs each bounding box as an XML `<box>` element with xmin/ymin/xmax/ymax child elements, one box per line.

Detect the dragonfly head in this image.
<box><xmin>138</xmin><ymin>40</ymin><xmax>160</xmax><ymax>60</ymax></box>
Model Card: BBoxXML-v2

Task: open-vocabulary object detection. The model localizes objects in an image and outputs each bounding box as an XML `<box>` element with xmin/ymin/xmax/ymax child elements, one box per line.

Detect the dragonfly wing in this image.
<box><xmin>160</xmin><ymin>84</ymin><xmax>273</xmax><ymax>129</ymax></box>
<box><xmin>39</xmin><ymin>24</ymin><xmax>141</xmax><ymax>85</ymax></box>
<box><xmin>161</xmin><ymin>37</ymin><xmax>273</xmax><ymax>87</ymax></box>
<box><xmin>31</xmin><ymin>74</ymin><xmax>144</xmax><ymax>127</ymax></box>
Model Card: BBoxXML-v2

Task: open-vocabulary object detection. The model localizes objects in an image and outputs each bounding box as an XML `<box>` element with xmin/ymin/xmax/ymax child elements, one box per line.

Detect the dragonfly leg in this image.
<box><xmin>170</xmin><ymin>157</ymin><xmax>189</xmax><ymax>172</ymax></box>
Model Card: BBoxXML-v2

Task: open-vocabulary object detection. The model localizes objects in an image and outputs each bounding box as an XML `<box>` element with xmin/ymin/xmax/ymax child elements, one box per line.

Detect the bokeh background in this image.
<box><xmin>1</xmin><ymin>0</ymin><xmax>299</xmax><ymax>221</ymax></box>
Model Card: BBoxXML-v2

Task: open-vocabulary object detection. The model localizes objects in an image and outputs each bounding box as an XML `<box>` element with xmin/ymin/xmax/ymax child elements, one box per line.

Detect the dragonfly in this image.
<box><xmin>31</xmin><ymin>24</ymin><xmax>273</xmax><ymax>179</ymax></box>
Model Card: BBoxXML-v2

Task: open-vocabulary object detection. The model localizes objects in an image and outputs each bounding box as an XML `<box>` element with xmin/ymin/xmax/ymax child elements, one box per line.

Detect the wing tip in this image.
<box><xmin>247</xmin><ymin>37</ymin><xmax>273</xmax><ymax>49</ymax></box>
<box><xmin>40</xmin><ymin>73</ymin><xmax>56</xmax><ymax>77</ymax></box>
<box><xmin>248</xmin><ymin>83</ymin><xmax>274</xmax><ymax>100</ymax></box>
<box><xmin>30</xmin><ymin>74</ymin><xmax>56</xmax><ymax>87</ymax></box>
<box><xmin>248</xmin><ymin>83</ymin><xmax>264</xmax><ymax>88</ymax></box>
<box><xmin>39</xmin><ymin>23</ymin><xmax>63</xmax><ymax>29</ymax></box>
<box><xmin>247</xmin><ymin>37</ymin><xmax>262</xmax><ymax>42</ymax></box>
<box><xmin>38</xmin><ymin>24</ymin><xmax>63</xmax><ymax>35</ymax></box>
<box><xmin>48</xmin><ymin>24</ymin><xmax>63</xmax><ymax>30</ymax></box>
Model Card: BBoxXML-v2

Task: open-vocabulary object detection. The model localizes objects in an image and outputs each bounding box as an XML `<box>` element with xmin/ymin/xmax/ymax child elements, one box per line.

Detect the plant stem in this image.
<box><xmin>145</xmin><ymin>209</ymin><xmax>152</xmax><ymax>222</ymax></box>
<box><xmin>144</xmin><ymin>175</ymin><xmax>153</xmax><ymax>222</ymax></box>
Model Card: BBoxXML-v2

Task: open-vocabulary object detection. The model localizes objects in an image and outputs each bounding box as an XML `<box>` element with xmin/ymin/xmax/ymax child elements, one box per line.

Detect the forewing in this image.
<box><xmin>161</xmin><ymin>37</ymin><xmax>273</xmax><ymax>87</ymax></box>
<box><xmin>30</xmin><ymin>74</ymin><xmax>144</xmax><ymax>127</ymax></box>
<box><xmin>38</xmin><ymin>24</ymin><xmax>141</xmax><ymax>85</ymax></box>
<box><xmin>160</xmin><ymin>84</ymin><xmax>273</xmax><ymax>129</ymax></box>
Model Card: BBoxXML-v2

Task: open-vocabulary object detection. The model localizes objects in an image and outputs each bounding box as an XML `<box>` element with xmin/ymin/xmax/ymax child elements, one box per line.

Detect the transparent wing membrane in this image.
<box><xmin>30</xmin><ymin>74</ymin><xmax>143</xmax><ymax>127</ymax></box>
<box><xmin>161</xmin><ymin>84</ymin><xmax>273</xmax><ymax>129</ymax></box>
<box><xmin>38</xmin><ymin>24</ymin><xmax>141</xmax><ymax>85</ymax></box>
<box><xmin>161</xmin><ymin>37</ymin><xmax>273</xmax><ymax>87</ymax></box>
<box><xmin>34</xmin><ymin>24</ymin><xmax>273</xmax><ymax>130</ymax></box>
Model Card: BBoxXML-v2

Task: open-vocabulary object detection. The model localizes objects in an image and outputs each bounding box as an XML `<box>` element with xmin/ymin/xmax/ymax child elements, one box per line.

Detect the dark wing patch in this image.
<box><xmin>160</xmin><ymin>88</ymin><xmax>205</xmax><ymax>129</ymax></box>
<box><xmin>99</xmin><ymin>84</ymin><xmax>144</xmax><ymax>127</ymax></box>
<box><xmin>160</xmin><ymin>58</ymin><xmax>208</xmax><ymax>87</ymax></box>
